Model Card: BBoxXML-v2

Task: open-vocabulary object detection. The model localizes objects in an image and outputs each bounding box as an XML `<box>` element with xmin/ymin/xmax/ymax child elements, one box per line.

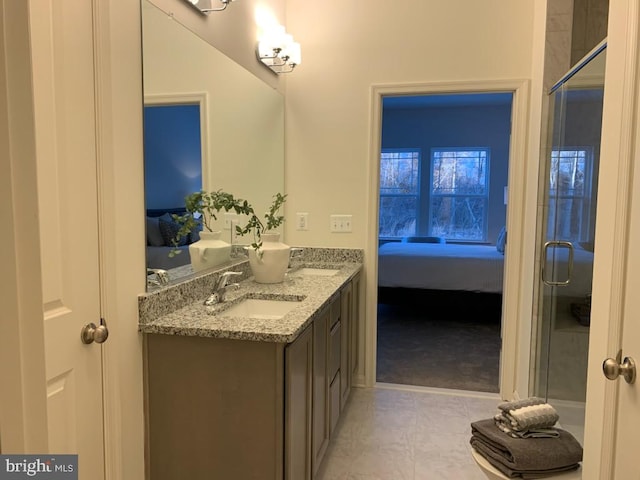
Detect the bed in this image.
<box><xmin>378</xmin><ymin>242</ymin><xmax>505</xmax><ymax>294</ymax></box>
<box><xmin>377</xmin><ymin>241</ymin><xmax>594</xmax><ymax>297</ymax></box>
<box><xmin>146</xmin><ymin>208</ymin><xmax>192</xmax><ymax>270</ymax></box>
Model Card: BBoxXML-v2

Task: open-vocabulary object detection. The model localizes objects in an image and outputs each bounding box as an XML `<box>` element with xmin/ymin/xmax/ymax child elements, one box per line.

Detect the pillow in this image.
<box><xmin>159</xmin><ymin>215</ymin><xmax>188</xmax><ymax>247</ymax></box>
<box><xmin>496</xmin><ymin>226</ymin><xmax>507</xmax><ymax>254</ymax></box>
<box><xmin>189</xmin><ymin>223</ymin><xmax>202</xmax><ymax>243</ymax></box>
<box><xmin>146</xmin><ymin>216</ymin><xmax>164</xmax><ymax>247</ymax></box>
<box><xmin>402</xmin><ymin>236</ymin><xmax>446</xmax><ymax>244</ymax></box>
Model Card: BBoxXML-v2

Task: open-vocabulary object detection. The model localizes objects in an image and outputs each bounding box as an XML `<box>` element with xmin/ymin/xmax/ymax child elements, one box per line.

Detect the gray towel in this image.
<box><xmin>472</xmin><ymin>446</ymin><xmax>580</xmax><ymax>479</ymax></box>
<box><xmin>470</xmin><ymin>418</ymin><xmax>582</xmax><ymax>475</ymax></box>
<box><xmin>498</xmin><ymin>397</ymin><xmax>547</xmax><ymax>414</ymax></box>
<box><xmin>493</xmin><ymin>417</ymin><xmax>560</xmax><ymax>439</ymax></box>
<box><xmin>506</xmin><ymin>404</ymin><xmax>559</xmax><ymax>430</ymax></box>
<box><xmin>497</xmin><ymin>399</ymin><xmax>560</xmax><ymax>431</ymax></box>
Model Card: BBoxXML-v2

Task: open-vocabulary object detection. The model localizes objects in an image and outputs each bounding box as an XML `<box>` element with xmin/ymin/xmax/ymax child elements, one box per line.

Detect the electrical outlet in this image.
<box><xmin>224</xmin><ymin>212</ymin><xmax>239</xmax><ymax>230</ymax></box>
<box><xmin>330</xmin><ymin>214</ymin><xmax>353</xmax><ymax>233</ymax></box>
<box><xmin>296</xmin><ymin>212</ymin><xmax>309</xmax><ymax>230</ymax></box>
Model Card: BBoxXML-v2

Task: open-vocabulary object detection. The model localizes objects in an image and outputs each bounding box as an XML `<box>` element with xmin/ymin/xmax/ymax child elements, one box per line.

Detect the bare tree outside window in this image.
<box><xmin>548</xmin><ymin>148</ymin><xmax>590</xmax><ymax>241</ymax></box>
<box><xmin>430</xmin><ymin>149</ymin><xmax>489</xmax><ymax>241</ymax></box>
<box><xmin>379</xmin><ymin>150</ymin><xmax>420</xmax><ymax>237</ymax></box>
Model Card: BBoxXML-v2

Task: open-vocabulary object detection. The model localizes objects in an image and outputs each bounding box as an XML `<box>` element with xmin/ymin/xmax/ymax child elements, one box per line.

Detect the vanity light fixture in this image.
<box><xmin>257</xmin><ymin>25</ymin><xmax>301</xmax><ymax>74</ymax></box>
<box><xmin>185</xmin><ymin>0</ymin><xmax>235</xmax><ymax>14</ymax></box>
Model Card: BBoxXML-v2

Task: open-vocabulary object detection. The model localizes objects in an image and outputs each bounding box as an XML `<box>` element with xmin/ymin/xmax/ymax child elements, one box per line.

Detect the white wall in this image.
<box><xmin>143</xmin><ymin>0</ymin><xmax>285</xmax><ymax>230</ymax></box>
<box><xmin>284</xmin><ymin>0</ymin><xmax>546</xmax><ymax>391</ymax></box>
<box><xmin>147</xmin><ymin>0</ymin><xmax>286</xmax><ymax>92</ymax></box>
<box><xmin>284</xmin><ymin>0</ymin><xmax>538</xmax><ymax>248</ymax></box>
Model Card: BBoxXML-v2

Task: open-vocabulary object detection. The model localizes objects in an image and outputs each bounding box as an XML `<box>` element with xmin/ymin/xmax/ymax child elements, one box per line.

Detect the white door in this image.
<box><xmin>608</xmin><ymin>124</ymin><xmax>640</xmax><ymax>477</ymax></box>
<box><xmin>30</xmin><ymin>0</ymin><xmax>105</xmax><ymax>477</ymax></box>
<box><xmin>582</xmin><ymin>1</ymin><xmax>640</xmax><ymax>478</ymax></box>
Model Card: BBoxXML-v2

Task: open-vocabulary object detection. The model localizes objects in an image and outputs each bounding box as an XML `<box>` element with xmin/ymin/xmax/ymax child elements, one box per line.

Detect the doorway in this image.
<box><xmin>375</xmin><ymin>92</ymin><xmax>512</xmax><ymax>393</ymax></box>
<box><xmin>365</xmin><ymin>80</ymin><xmax>533</xmax><ymax>398</ymax></box>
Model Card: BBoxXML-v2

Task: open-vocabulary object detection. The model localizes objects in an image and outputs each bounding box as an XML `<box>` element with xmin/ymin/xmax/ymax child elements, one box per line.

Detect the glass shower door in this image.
<box><xmin>531</xmin><ymin>43</ymin><xmax>606</xmax><ymax>435</ymax></box>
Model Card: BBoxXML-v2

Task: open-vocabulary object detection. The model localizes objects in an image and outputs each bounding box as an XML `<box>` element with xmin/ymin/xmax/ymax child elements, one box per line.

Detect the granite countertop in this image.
<box><xmin>139</xmin><ymin>262</ymin><xmax>362</xmax><ymax>343</ymax></box>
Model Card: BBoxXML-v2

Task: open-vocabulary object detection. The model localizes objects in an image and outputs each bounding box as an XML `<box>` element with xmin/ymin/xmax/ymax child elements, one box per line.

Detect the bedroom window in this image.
<box><xmin>379</xmin><ymin>150</ymin><xmax>420</xmax><ymax>237</ymax></box>
<box><xmin>430</xmin><ymin>148</ymin><xmax>489</xmax><ymax>241</ymax></box>
<box><xmin>548</xmin><ymin>148</ymin><xmax>590</xmax><ymax>241</ymax></box>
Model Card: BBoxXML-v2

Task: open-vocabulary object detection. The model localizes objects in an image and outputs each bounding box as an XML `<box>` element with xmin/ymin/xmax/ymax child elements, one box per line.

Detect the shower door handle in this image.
<box><xmin>541</xmin><ymin>241</ymin><xmax>574</xmax><ymax>286</ymax></box>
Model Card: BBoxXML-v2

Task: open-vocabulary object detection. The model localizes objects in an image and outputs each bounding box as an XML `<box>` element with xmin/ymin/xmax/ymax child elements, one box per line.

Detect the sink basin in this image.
<box><xmin>219</xmin><ymin>298</ymin><xmax>302</xmax><ymax>320</ymax></box>
<box><xmin>293</xmin><ymin>268</ymin><xmax>340</xmax><ymax>276</ymax></box>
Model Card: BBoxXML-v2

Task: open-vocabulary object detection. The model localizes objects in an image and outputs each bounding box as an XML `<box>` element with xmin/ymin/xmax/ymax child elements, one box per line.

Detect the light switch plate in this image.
<box><xmin>296</xmin><ymin>212</ymin><xmax>309</xmax><ymax>230</ymax></box>
<box><xmin>330</xmin><ymin>214</ymin><xmax>352</xmax><ymax>233</ymax></box>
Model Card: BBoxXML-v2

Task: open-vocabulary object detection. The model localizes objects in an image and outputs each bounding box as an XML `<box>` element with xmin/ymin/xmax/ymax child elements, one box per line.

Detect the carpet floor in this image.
<box><xmin>376</xmin><ymin>290</ymin><xmax>502</xmax><ymax>393</ymax></box>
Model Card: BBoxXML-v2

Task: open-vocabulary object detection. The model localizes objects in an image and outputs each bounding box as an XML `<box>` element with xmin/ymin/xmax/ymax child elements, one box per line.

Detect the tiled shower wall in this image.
<box><xmin>544</xmin><ymin>0</ymin><xmax>608</xmax><ymax>92</ymax></box>
<box><xmin>571</xmin><ymin>0</ymin><xmax>609</xmax><ymax>66</ymax></box>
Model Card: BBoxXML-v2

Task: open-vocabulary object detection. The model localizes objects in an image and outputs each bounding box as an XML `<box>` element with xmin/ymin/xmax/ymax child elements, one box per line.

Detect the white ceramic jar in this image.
<box><xmin>247</xmin><ymin>232</ymin><xmax>290</xmax><ymax>283</ymax></box>
<box><xmin>189</xmin><ymin>231</ymin><xmax>231</xmax><ymax>272</ymax></box>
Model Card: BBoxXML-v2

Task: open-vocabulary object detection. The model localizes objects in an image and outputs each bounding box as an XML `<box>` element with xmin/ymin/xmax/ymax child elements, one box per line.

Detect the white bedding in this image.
<box><xmin>378</xmin><ymin>241</ymin><xmax>595</xmax><ymax>297</ymax></box>
<box><xmin>378</xmin><ymin>242</ymin><xmax>505</xmax><ymax>293</ymax></box>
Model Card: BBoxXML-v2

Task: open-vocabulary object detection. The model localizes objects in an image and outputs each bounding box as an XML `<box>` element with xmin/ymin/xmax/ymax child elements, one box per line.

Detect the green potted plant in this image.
<box><xmin>234</xmin><ymin>192</ymin><xmax>287</xmax><ymax>251</ymax></box>
<box><xmin>170</xmin><ymin>190</ymin><xmax>238</xmax><ymax>244</ymax></box>
<box><xmin>234</xmin><ymin>193</ymin><xmax>289</xmax><ymax>284</ymax></box>
<box><xmin>171</xmin><ymin>190</ymin><xmax>289</xmax><ymax>282</ymax></box>
<box><xmin>170</xmin><ymin>190</ymin><xmax>245</xmax><ymax>272</ymax></box>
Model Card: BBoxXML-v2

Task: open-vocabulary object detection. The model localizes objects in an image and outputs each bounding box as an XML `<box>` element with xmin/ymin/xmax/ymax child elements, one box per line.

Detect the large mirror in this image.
<box><xmin>142</xmin><ymin>0</ymin><xmax>285</xmax><ymax>289</ymax></box>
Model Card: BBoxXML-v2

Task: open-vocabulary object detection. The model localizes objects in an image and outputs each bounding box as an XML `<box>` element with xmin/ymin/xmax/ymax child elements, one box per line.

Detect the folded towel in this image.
<box><xmin>494</xmin><ymin>404</ymin><xmax>559</xmax><ymax>437</ymax></box>
<box><xmin>503</xmin><ymin>403</ymin><xmax>559</xmax><ymax>431</ymax></box>
<box><xmin>493</xmin><ymin>416</ymin><xmax>560</xmax><ymax>439</ymax></box>
<box><xmin>498</xmin><ymin>397</ymin><xmax>547</xmax><ymax>414</ymax></box>
<box><xmin>495</xmin><ymin>398</ymin><xmax>559</xmax><ymax>435</ymax></box>
<box><xmin>472</xmin><ymin>446</ymin><xmax>580</xmax><ymax>479</ymax></box>
<box><xmin>470</xmin><ymin>418</ymin><xmax>582</xmax><ymax>474</ymax></box>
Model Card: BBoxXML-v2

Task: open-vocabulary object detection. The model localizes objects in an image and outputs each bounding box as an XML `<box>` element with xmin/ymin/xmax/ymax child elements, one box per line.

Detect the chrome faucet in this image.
<box><xmin>288</xmin><ymin>248</ymin><xmax>304</xmax><ymax>268</ymax></box>
<box><xmin>147</xmin><ymin>268</ymin><xmax>169</xmax><ymax>287</ymax></box>
<box><xmin>204</xmin><ymin>271</ymin><xmax>242</xmax><ymax>306</ymax></box>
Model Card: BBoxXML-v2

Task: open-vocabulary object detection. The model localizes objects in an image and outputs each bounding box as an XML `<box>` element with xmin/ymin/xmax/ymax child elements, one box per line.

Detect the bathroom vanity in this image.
<box><xmin>139</xmin><ymin>251</ymin><xmax>362</xmax><ymax>480</ymax></box>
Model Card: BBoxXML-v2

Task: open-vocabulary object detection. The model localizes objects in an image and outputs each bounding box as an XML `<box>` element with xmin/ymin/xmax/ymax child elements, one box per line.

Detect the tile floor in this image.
<box><xmin>316</xmin><ymin>384</ymin><xmax>501</xmax><ymax>480</ymax></box>
<box><xmin>316</xmin><ymin>385</ymin><xmax>586</xmax><ymax>480</ymax></box>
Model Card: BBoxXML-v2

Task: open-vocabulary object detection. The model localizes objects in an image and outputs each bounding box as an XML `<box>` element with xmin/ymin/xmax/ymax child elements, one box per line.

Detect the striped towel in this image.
<box><xmin>494</xmin><ymin>397</ymin><xmax>560</xmax><ymax>438</ymax></box>
<box><xmin>505</xmin><ymin>403</ymin><xmax>559</xmax><ymax>430</ymax></box>
<box><xmin>498</xmin><ymin>397</ymin><xmax>547</xmax><ymax>413</ymax></box>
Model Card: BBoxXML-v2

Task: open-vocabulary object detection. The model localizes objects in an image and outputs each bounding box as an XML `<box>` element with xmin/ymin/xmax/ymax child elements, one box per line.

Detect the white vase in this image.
<box><xmin>189</xmin><ymin>231</ymin><xmax>231</xmax><ymax>272</ymax></box>
<box><xmin>247</xmin><ymin>232</ymin><xmax>290</xmax><ymax>284</ymax></box>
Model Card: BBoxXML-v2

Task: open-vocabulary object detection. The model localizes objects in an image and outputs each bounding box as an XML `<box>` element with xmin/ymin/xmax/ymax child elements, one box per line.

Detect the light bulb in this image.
<box><xmin>287</xmin><ymin>42</ymin><xmax>301</xmax><ymax>65</ymax></box>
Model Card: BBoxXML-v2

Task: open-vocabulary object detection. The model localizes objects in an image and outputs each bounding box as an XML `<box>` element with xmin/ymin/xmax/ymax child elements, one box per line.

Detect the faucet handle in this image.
<box><xmin>216</xmin><ymin>271</ymin><xmax>242</xmax><ymax>289</ymax></box>
<box><xmin>147</xmin><ymin>268</ymin><xmax>169</xmax><ymax>286</ymax></box>
<box><xmin>289</xmin><ymin>248</ymin><xmax>304</xmax><ymax>268</ymax></box>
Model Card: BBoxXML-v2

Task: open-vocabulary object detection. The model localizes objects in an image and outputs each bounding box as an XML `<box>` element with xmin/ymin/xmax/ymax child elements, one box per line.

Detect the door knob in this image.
<box><xmin>602</xmin><ymin>352</ymin><xmax>636</xmax><ymax>384</ymax></box>
<box><xmin>81</xmin><ymin>318</ymin><xmax>109</xmax><ymax>345</ymax></box>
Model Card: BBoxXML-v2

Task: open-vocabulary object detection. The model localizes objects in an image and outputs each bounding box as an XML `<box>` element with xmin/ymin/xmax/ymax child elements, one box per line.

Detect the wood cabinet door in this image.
<box><xmin>286</xmin><ymin>324</ymin><xmax>313</xmax><ymax>480</ymax></box>
<box><xmin>351</xmin><ymin>274</ymin><xmax>362</xmax><ymax>380</ymax></box>
<box><xmin>312</xmin><ymin>307</ymin><xmax>330</xmax><ymax>475</ymax></box>
<box><xmin>340</xmin><ymin>282</ymin><xmax>353</xmax><ymax>408</ymax></box>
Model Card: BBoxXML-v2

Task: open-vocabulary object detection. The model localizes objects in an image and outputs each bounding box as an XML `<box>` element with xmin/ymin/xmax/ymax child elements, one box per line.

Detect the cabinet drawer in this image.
<box><xmin>329</xmin><ymin>320</ymin><xmax>341</xmax><ymax>381</ymax></box>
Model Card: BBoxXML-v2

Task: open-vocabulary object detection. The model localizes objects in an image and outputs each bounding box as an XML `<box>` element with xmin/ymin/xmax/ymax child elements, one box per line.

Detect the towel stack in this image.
<box><xmin>494</xmin><ymin>397</ymin><xmax>560</xmax><ymax>438</ymax></box>
<box><xmin>470</xmin><ymin>398</ymin><xmax>583</xmax><ymax>479</ymax></box>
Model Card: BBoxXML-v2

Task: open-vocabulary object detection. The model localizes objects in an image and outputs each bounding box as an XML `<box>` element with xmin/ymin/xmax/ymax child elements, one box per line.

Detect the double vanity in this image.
<box><xmin>139</xmin><ymin>249</ymin><xmax>363</xmax><ymax>480</ymax></box>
